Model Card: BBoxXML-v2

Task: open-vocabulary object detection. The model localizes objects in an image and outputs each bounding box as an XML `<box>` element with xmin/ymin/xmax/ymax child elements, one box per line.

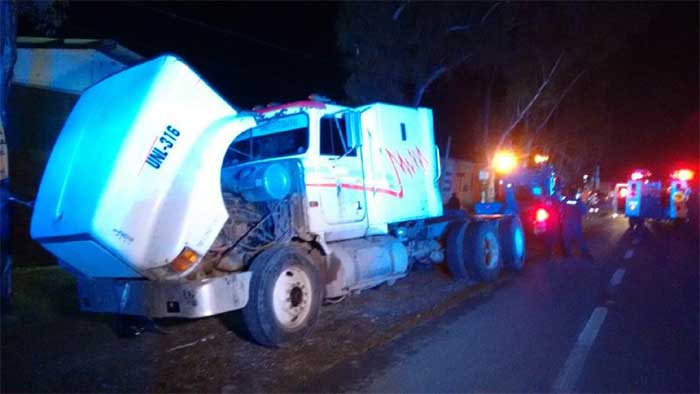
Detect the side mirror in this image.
<box><xmin>343</xmin><ymin>111</ymin><xmax>361</xmax><ymax>150</ymax></box>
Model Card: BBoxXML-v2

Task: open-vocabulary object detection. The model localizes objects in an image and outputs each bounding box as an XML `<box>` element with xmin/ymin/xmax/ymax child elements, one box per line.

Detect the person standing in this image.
<box><xmin>541</xmin><ymin>192</ymin><xmax>564</xmax><ymax>260</ymax></box>
<box><xmin>560</xmin><ymin>186</ymin><xmax>593</xmax><ymax>259</ymax></box>
<box><xmin>446</xmin><ymin>192</ymin><xmax>460</xmax><ymax>210</ymax></box>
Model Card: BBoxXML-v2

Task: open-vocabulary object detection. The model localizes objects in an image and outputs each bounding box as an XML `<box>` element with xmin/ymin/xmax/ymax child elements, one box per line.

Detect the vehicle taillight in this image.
<box><xmin>536</xmin><ymin>208</ymin><xmax>549</xmax><ymax>222</ymax></box>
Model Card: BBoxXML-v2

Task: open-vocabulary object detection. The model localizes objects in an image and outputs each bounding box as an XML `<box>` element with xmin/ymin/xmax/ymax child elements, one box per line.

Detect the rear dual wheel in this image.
<box><xmin>447</xmin><ymin>220</ymin><xmax>503</xmax><ymax>282</ymax></box>
<box><xmin>499</xmin><ymin>216</ymin><xmax>526</xmax><ymax>271</ymax></box>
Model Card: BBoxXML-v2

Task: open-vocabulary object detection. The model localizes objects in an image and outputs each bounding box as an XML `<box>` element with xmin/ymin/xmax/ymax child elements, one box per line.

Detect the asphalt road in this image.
<box><xmin>2</xmin><ymin>214</ymin><xmax>698</xmax><ymax>393</ymax></box>
<box><xmin>303</xmin><ymin>215</ymin><xmax>699</xmax><ymax>393</ymax></box>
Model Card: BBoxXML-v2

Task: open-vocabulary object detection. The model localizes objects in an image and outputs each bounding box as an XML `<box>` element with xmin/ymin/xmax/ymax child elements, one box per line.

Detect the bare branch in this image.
<box><xmin>480</xmin><ymin>2</ymin><xmax>502</xmax><ymax>24</ymax></box>
<box><xmin>392</xmin><ymin>1</ymin><xmax>410</xmax><ymax>21</ymax></box>
<box><xmin>449</xmin><ymin>3</ymin><xmax>501</xmax><ymax>33</ymax></box>
<box><xmin>497</xmin><ymin>52</ymin><xmax>564</xmax><ymax>149</ymax></box>
<box><xmin>534</xmin><ymin>68</ymin><xmax>588</xmax><ymax>134</ymax></box>
<box><xmin>413</xmin><ymin>54</ymin><xmax>473</xmax><ymax>107</ymax></box>
<box><xmin>448</xmin><ymin>24</ymin><xmax>474</xmax><ymax>33</ymax></box>
<box><xmin>413</xmin><ymin>65</ymin><xmax>448</xmax><ymax>107</ymax></box>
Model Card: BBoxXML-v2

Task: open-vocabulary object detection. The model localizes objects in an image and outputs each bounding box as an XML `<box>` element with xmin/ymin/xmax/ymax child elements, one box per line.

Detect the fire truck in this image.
<box><xmin>625</xmin><ymin>168</ymin><xmax>694</xmax><ymax>228</ymax></box>
<box><xmin>30</xmin><ymin>55</ymin><xmax>526</xmax><ymax>346</ymax></box>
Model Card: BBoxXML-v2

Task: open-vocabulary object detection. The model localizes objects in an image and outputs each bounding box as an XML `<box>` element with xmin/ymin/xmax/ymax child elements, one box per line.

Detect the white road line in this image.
<box><xmin>624</xmin><ymin>249</ymin><xmax>635</xmax><ymax>259</ymax></box>
<box><xmin>166</xmin><ymin>334</ymin><xmax>217</xmax><ymax>353</ymax></box>
<box><xmin>553</xmin><ymin>307</ymin><xmax>608</xmax><ymax>392</ymax></box>
<box><xmin>609</xmin><ymin>268</ymin><xmax>626</xmax><ymax>287</ymax></box>
<box><xmin>166</xmin><ymin>339</ymin><xmax>199</xmax><ymax>353</ymax></box>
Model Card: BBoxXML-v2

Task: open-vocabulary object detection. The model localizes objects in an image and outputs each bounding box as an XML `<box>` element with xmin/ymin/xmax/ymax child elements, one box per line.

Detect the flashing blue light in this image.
<box><xmin>532</xmin><ymin>186</ymin><xmax>543</xmax><ymax>196</ymax></box>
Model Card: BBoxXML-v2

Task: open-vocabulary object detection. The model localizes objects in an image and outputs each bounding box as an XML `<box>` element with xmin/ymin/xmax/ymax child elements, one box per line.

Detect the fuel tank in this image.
<box><xmin>322</xmin><ymin>236</ymin><xmax>408</xmax><ymax>298</ymax></box>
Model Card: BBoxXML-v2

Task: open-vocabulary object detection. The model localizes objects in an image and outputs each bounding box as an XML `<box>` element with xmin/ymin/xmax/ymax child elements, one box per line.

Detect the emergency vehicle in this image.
<box><xmin>612</xmin><ymin>183</ymin><xmax>628</xmax><ymax>215</ymax></box>
<box><xmin>30</xmin><ymin>55</ymin><xmax>526</xmax><ymax>346</ymax></box>
<box><xmin>492</xmin><ymin>152</ymin><xmax>559</xmax><ymax>238</ymax></box>
<box><xmin>624</xmin><ymin>168</ymin><xmax>694</xmax><ymax>228</ymax></box>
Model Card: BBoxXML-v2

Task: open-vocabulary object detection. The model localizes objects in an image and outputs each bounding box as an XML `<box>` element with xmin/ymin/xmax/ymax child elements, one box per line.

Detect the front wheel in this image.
<box><xmin>242</xmin><ymin>245</ymin><xmax>322</xmax><ymax>347</ymax></box>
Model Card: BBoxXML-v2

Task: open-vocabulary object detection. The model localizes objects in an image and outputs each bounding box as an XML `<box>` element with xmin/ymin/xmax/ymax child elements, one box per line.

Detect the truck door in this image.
<box><xmin>317</xmin><ymin>111</ymin><xmax>367</xmax><ymax>225</ymax></box>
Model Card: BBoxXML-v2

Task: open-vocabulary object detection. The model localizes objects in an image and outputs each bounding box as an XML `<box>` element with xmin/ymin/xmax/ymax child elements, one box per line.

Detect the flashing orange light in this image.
<box><xmin>672</xmin><ymin>169</ymin><xmax>694</xmax><ymax>181</ymax></box>
<box><xmin>535</xmin><ymin>208</ymin><xmax>550</xmax><ymax>222</ymax></box>
<box><xmin>534</xmin><ymin>154</ymin><xmax>549</xmax><ymax>164</ymax></box>
<box><xmin>493</xmin><ymin>151</ymin><xmax>517</xmax><ymax>174</ymax></box>
<box><xmin>171</xmin><ymin>247</ymin><xmax>200</xmax><ymax>272</ymax></box>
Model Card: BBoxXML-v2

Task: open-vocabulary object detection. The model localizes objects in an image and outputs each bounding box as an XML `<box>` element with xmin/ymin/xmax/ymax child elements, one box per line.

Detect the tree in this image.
<box><xmin>336</xmin><ymin>1</ymin><xmax>503</xmax><ymax>107</ymax></box>
<box><xmin>1</xmin><ymin>0</ymin><xmax>17</xmax><ymax>311</ymax></box>
<box><xmin>1</xmin><ymin>0</ymin><xmax>66</xmax><ymax>310</ymax></box>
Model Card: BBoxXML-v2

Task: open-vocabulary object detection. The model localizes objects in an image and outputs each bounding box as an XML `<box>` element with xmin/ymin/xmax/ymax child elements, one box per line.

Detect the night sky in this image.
<box><xmin>19</xmin><ymin>1</ymin><xmax>699</xmax><ymax>182</ymax></box>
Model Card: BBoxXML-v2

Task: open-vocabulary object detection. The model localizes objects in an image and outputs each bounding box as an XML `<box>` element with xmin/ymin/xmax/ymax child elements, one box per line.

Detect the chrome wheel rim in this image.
<box><xmin>272</xmin><ymin>265</ymin><xmax>313</xmax><ymax>329</ymax></box>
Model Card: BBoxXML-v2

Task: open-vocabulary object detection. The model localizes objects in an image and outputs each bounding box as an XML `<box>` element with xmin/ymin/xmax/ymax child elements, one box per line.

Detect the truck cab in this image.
<box><xmin>227</xmin><ymin>100</ymin><xmax>443</xmax><ymax>244</ymax></box>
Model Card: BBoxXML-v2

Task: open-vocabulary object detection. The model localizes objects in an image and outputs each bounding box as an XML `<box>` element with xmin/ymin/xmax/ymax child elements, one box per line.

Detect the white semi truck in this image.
<box><xmin>31</xmin><ymin>55</ymin><xmax>525</xmax><ymax>346</ymax></box>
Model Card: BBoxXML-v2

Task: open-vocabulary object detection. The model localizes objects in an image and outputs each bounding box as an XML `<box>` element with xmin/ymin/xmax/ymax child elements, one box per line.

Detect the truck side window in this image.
<box><xmin>401</xmin><ymin>123</ymin><xmax>407</xmax><ymax>141</ymax></box>
<box><xmin>320</xmin><ymin>115</ymin><xmax>356</xmax><ymax>157</ymax></box>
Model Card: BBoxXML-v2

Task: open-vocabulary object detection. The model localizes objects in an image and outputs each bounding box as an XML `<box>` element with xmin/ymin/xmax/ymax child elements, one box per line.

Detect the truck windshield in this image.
<box><xmin>225</xmin><ymin>113</ymin><xmax>309</xmax><ymax>165</ymax></box>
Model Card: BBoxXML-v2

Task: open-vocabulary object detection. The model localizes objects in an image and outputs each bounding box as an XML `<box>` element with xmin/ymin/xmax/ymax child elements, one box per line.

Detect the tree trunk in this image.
<box><xmin>0</xmin><ymin>0</ymin><xmax>17</xmax><ymax>308</ymax></box>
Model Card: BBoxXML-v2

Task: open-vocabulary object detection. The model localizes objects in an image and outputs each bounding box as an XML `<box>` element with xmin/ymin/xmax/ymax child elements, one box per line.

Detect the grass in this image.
<box><xmin>6</xmin><ymin>265</ymin><xmax>81</xmax><ymax>327</ymax></box>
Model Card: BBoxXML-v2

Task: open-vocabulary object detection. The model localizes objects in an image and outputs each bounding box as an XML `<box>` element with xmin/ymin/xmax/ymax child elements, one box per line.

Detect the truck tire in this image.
<box><xmin>446</xmin><ymin>220</ymin><xmax>470</xmax><ymax>280</ymax></box>
<box><xmin>242</xmin><ymin>245</ymin><xmax>322</xmax><ymax>347</ymax></box>
<box><xmin>629</xmin><ymin>217</ymin><xmax>644</xmax><ymax>230</ymax></box>
<box><xmin>465</xmin><ymin>221</ymin><xmax>502</xmax><ymax>282</ymax></box>
<box><xmin>499</xmin><ymin>216</ymin><xmax>526</xmax><ymax>271</ymax></box>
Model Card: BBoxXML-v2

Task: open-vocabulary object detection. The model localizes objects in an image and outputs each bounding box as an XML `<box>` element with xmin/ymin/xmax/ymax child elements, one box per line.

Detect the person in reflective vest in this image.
<box><xmin>560</xmin><ymin>186</ymin><xmax>593</xmax><ymax>259</ymax></box>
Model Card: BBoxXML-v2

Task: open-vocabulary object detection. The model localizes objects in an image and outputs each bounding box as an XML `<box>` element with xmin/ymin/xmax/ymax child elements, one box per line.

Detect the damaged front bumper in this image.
<box><xmin>76</xmin><ymin>271</ymin><xmax>251</xmax><ymax>318</ymax></box>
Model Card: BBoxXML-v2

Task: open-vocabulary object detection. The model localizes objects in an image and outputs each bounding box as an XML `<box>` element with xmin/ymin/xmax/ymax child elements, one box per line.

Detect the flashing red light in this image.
<box><xmin>672</xmin><ymin>169</ymin><xmax>694</xmax><ymax>181</ymax></box>
<box><xmin>619</xmin><ymin>187</ymin><xmax>628</xmax><ymax>198</ymax></box>
<box><xmin>535</xmin><ymin>208</ymin><xmax>549</xmax><ymax>222</ymax></box>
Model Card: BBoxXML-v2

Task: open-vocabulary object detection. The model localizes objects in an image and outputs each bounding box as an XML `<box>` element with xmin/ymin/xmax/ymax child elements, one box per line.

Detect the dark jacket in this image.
<box><xmin>446</xmin><ymin>195</ymin><xmax>460</xmax><ymax>210</ymax></box>
<box><xmin>560</xmin><ymin>198</ymin><xmax>587</xmax><ymax>234</ymax></box>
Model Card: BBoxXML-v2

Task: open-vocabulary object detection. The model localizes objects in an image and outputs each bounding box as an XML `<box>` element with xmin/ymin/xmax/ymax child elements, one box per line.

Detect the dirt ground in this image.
<box><xmin>1</xmin><ymin>256</ymin><xmax>524</xmax><ymax>393</ymax></box>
